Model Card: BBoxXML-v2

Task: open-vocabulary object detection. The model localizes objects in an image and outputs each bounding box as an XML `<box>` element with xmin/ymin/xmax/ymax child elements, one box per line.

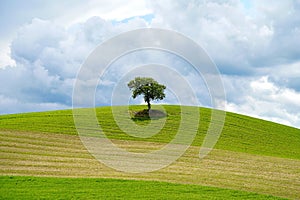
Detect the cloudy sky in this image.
<box><xmin>0</xmin><ymin>0</ymin><xmax>300</xmax><ymax>128</ymax></box>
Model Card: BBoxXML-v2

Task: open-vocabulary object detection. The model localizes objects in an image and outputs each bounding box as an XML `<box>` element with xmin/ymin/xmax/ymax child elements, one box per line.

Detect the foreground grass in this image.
<box><xmin>1</xmin><ymin>131</ymin><xmax>299</xmax><ymax>199</ymax></box>
<box><xmin>0</xmin><ymin>176</ymin><xmax>286</xmax><ymax>200</ymax></box>
<box><xmin>0</xmin><ymin>105</ymin><xmax>299</xmax><ymax>159</ymax></box>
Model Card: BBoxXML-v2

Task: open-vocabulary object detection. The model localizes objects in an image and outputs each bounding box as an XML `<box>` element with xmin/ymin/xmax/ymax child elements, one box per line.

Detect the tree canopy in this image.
<box><xmin>128</xmin><ymin>77</ymin><xmax>166</xmax><ymax>111</ymax></box>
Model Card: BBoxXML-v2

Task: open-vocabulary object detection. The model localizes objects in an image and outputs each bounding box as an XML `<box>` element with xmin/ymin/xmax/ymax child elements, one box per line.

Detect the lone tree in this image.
<box><xmin>128</xmin><ymin>77</ymin><xmax>166</xmax><ymax>111</ymax></box>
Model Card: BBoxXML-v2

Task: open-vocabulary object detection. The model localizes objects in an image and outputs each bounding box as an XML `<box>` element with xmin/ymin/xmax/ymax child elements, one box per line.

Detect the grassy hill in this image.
<box><xmin>1</xmin><ymin>105</ymin><xmax>299</xmax><ymax>199</ymax></box>
<box><xmin>1</xmin><ymin>105</ymin><xmax>299</xmax><ymax>159</ymax></box>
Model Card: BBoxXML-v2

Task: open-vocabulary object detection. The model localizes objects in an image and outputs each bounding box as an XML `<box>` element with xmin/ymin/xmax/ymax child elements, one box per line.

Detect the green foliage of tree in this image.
<box><xmin>128</xmin><ymin>77</ymin><xmax>166</xmax><ymax>111</ymax></box>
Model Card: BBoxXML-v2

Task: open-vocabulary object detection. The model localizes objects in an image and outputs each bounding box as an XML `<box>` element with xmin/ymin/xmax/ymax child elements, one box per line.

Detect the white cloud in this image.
<box><xmin>0</xmin><ymin>41</ymin><xmax>16</xmax><ymax>68</ymax></box>
<box><xmin>0</xmin><ymin>95</ymin><xmax>70</xmax><ymax>114</ymax></box>
<box><xmin>259</xmin><ymin>61</ymin><xmax>300</xmax><ymax>92</ymax></box>
<box><xmin>57</xmin><ymin>0</ymin><xmax>152</xmax><ymax>25</ymax></box>
<box><xmin>149</xmin><ymin>0</ymin><xmax>300</xmax><ymax>74</ymax></box>
<box><xmin>224</xmin><ymin>76</ymin><xmax>300</xmax><ymax>128</ymax></box>
<box><xmin>0</xmin><ymin>15</ymin><xmax>149</xmax><ymax>114</ymax></box>
<box><xmin>11</xmin><ymin>18</ymin><xmax>66</xmax><ymax>64</ymax></box>
<box><xmin>0</xmin><ymin>0</ymin><xmax>151</xmax><ymax>68</ymax></box>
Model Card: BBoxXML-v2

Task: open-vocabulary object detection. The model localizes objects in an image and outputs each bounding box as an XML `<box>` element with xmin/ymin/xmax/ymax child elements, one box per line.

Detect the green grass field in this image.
<box><xmin>1</xmin><ymin>105</ymin><xmax>299</xmax><ymax>199</ymax></box>
<box><xmin>1</xmin><ymin>105</ymin><xmax>299</xmax><ymax>159</ymax></box>
<box><xmin>0</xmin><ymin>176</ymin><xmax>286</xmax><ymax>200</ymax></box>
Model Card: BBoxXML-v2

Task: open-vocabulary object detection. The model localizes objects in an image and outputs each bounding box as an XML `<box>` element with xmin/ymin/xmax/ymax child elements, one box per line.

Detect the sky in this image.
<box><xmin>0</xmin><ymin>0</ymin><xmax>300</xmax><ymax>128</ymax></box>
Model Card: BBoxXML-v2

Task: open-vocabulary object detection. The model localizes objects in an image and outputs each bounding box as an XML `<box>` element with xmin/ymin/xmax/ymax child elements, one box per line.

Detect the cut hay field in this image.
<box><xmin>1</xmin><ymin>105</ymin><xmax>300</xmax><ymax>199</ymax></box>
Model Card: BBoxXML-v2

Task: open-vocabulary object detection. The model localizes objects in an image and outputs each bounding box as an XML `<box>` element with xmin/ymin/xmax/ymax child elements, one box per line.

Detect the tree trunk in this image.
<box><xmin>147</xmin><ymin>100</ymin><xmax>151</xmax><ymax>111</ymax></box>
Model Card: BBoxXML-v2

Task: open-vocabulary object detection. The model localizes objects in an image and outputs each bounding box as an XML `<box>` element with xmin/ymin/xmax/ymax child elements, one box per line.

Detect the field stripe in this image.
<box><xmin>1</xmin><ymin>130</ymin><xmax>299</xmax><ymax>199</ymax></box>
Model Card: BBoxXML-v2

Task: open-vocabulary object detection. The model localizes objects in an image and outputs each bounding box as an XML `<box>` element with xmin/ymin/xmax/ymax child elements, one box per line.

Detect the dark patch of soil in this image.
<box><xmin>131</xmin><ymin>109</ymin><xmax>167</xmax><ymax>121</ymax></box>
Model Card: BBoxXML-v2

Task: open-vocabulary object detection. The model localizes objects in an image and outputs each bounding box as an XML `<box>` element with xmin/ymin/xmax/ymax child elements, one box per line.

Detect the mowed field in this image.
<box><xmin>1</xmin><ymin>105</ymin><xmax>300</xmax><ymax>199</ymax></box>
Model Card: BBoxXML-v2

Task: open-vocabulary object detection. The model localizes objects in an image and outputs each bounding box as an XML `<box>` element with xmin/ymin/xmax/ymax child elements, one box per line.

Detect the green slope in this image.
<box><xmin>0</xmin><ymin>105</ymin><xmax>299</xmax><ymax>159</ymax></box>
<box><xmin>1</xmin><ymin>105</ymin><xmax>300</xmax><ymax>199</ymax></box>
<box><xmin>0</xmin><ymin>176</ymin><xmax>286</xmax><ymax>200</ymax></box>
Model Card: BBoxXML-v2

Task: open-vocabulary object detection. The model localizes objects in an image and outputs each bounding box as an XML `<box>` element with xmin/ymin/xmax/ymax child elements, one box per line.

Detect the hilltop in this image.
<box><xmin>1</xmin><ymin>105</ymin><xmax>299</xmax><ymax>159</ymax></box>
